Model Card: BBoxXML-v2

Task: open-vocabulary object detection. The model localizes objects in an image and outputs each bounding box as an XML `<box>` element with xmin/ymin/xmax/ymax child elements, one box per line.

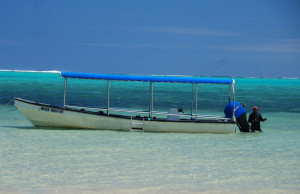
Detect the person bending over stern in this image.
<box><xmin>248</xmin><ymin>106</ymin><xmax>267</xmax><ymax>132</ymax></box>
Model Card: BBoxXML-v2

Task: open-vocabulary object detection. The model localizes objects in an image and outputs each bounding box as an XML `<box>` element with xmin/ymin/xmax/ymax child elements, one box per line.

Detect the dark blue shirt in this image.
<box><xmin>248</xmin><ymin>112</ymin><xmax>264</xmax><ymax>131</ymax></box>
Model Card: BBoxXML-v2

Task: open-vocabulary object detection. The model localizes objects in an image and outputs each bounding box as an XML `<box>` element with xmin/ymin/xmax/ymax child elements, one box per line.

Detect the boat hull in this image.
<box><xmin>15</xmin><ymin>98</ymin><xmax>236</xmax><ymax>133</ymax></box>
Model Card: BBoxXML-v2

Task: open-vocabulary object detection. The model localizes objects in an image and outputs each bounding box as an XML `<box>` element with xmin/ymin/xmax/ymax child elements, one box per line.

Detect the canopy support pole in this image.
<box><xmin>151</xmin><ymin>82</ymin><xmax>153</xmax><ymax>118</ymax></box>
<box><xmin>228</xmin><ymin>84</ymin><xmax>231</xmax><ymax>104</ymax></box>
<box><xmin>149</xmin><ymin>82</ymin><xmax>153</xmax><ymax>118</ymax></box>
<box><xmin>232</xmin><ymin>81</ymin><xmax>236</xmax><ymax>120</ymax></box>
<box><xmin>63</xmin><ymin>78</ymin><xmax>67</xmax><ymax>108</ymax></box>
<box><xmin>191</xmin><ymin>83</ymin><xmax>194</xmax><ymax>117</ymax></box>
<box><xmin>107</xmin><ymin>80</ymin><xmax>110</xmax><ymax>115</ymax></box>
<box><xmin>195</xmin><ymin>83</ymin><xmax>198</xmax><ymax>121</ymax></box>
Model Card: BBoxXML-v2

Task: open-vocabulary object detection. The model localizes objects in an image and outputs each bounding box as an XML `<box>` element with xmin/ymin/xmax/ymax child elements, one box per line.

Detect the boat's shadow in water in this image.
<box><xmin>1</xmin><ymin>125</ymin><xmax>128</xmax><ymax>132</ymax></box>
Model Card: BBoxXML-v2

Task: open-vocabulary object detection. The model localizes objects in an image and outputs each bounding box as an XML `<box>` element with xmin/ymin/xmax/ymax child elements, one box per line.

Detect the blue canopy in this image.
<box><xmin>60</xmin><ymin>72</ymin><xmax>234</xmax><ymax>84</ymax></box>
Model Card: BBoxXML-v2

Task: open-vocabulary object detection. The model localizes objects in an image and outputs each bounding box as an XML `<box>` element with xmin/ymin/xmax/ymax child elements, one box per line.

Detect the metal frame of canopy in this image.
<box><xmin>60</xmin><ymin>72</ymin><xmax>236</xmax><ymax>120</ymax></box>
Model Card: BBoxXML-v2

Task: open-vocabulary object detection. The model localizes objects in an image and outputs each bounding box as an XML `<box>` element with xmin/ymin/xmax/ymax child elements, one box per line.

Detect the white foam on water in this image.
<box><xmin>0</xmin><ymin>69</ymin><xmax>61</xmax><ymax>73</ymax></box>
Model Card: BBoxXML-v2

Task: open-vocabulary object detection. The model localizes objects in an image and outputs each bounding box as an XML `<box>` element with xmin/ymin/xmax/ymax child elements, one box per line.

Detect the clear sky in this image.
<box><xmin>0</xmin><ymin>0</ymin><xmax>299</xmax><ymax>77</ymax></box>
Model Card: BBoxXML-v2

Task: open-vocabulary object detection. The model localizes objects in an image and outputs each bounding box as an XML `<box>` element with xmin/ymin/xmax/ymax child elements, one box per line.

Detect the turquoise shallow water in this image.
<box><xmin>0</xmin><ymin>71</ymin><xmax>300</xmax><ymax>193</ymax></box>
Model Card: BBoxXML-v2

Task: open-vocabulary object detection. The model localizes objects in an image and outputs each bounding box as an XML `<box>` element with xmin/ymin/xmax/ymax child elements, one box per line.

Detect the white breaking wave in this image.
<box><xmin>0</xmin><ymin>69</ymin><xmax>61</xmax><ymax>73</ymax></box>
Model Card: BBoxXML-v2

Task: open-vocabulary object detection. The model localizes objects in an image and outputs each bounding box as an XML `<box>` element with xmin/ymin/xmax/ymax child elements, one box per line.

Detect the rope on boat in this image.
<box><xmin>0</xmin><ymin>98</ymin><xmax>16</xmax><ymax>114</ymax></box>
<box><xmin>0</xmin><ymin>108</ymin><xmax>17</xmax><ymax>114</ymax></box>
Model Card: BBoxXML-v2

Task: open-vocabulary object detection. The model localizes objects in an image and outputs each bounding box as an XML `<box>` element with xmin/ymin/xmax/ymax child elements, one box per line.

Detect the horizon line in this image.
<box><xmin>1</xmin><ymin>70</ymin><xmax>299</xmax><ymax>79</ymax></box>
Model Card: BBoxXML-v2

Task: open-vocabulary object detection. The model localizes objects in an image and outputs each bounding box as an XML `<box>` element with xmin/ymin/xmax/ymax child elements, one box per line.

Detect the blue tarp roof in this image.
<box><xmin>60</xmin><ymin>72</ymin><xmax>234</xmax><ymax>84</ymax></box>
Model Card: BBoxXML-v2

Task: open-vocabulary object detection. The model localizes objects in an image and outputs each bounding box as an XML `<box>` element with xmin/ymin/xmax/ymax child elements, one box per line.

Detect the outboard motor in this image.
<box><xmin>224</xmin><ymin>102</ymin><xmax>250</xmax><ymax>132</ymax></box>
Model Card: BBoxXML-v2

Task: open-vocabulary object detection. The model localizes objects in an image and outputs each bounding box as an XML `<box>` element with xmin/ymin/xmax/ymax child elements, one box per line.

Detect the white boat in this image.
<box><xmin>15</xmin><ymin>72</ymin><xmax>243</xmax><ymax>133</ymax></box>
